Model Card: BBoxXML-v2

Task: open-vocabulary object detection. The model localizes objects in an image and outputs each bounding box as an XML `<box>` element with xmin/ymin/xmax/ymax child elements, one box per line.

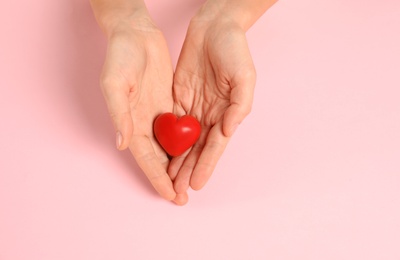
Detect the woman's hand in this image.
<box><xmin>98</xmin><ymin>15</ymin><xmax>178</xmax><ymax>201</ymax></box>
<box><xmin>169</xmin><ymin>13</ymin><xmax>257</xmax><ymax>201</ymax></box>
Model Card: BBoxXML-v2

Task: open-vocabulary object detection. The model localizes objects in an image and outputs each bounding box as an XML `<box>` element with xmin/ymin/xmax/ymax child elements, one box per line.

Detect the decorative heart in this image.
<box><xmin>154</xmin><ymin>113</ymin><xmax>201</xmax><ymax>157</ymax></box>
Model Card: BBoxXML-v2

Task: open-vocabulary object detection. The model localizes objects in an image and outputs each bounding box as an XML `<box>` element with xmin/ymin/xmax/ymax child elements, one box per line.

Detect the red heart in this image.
<box><xmin>154</xmin><ymin>113</ymin><xmax>201</xmax><ymax>157</ymax></box>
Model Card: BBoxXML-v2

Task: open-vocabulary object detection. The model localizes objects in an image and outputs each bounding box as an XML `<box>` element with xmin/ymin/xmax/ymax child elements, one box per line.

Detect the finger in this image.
<box><xmin>168</xmin><ymin>151</ymin><xmax>188</xmax><ymax>181</ymax></box>
<box><xmin>130</xmin><ymin>135</ymin><xmax>176</xmax><ymax>201</ymax></box>
<box><xmin>100</xmin><ymin>78</ymin><xmax>133</xmax><ymax>150</ymax></box>
<box><xmin>173</xmin><ymin>127</ymin><xmax>210</xmax><ymax>194</ymax></box>
<box><xmin>172</xmin><ymin>192</ymin><xmax>189</xmax><ymax>206</ymax></box>
<box><xmin>222</xmin><ymin>68</ymin><xmax>256</xmax><ymax>137</ymax></box>
<box><xmin>190</xmin><ymin>122</ymin><xmax>230</xmax><ymax>191</ymax></box>
<box><xmin>169</xmin><ymin>155</ymin><xmax>190</xmax><ymax>206</ymax></box>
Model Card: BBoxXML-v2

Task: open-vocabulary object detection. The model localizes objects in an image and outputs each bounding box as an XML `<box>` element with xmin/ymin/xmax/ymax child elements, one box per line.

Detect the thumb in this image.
<box><xmin>223</xmin><ymin>71</ymin><xmax>256</xmax><ymax>137</ymax></box>
<box><xmin>101</xmin><ymin>80</ymin><xmax>133</xmax><ymax>150</ymax></box>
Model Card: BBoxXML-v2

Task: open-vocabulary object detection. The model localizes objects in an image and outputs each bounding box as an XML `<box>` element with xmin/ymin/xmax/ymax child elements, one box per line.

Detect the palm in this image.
<box><xmin>170</xmin><ymin>21</ymin><xmax>256</xmax><ymax>194</ymax></box>
<box><xmin>101</xmin><ymin>26</ymin><xmax>176</xmax><ymax>200</ymax></box>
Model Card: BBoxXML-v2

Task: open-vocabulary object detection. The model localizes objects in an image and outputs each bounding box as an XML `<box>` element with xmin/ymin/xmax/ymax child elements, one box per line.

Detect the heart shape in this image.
<box><xmin>154</xmin><ymin>113</ymin><xmax>201</xmax><ymax>157</ymax></box>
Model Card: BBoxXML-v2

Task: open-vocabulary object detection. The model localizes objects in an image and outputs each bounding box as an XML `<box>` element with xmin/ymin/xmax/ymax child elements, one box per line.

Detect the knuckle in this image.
<box><xmin>240</xmin><ymin>67</ymin><xmax>257</xmax><ymax>83</ymax></box>
<box><xmin>99</xmin><ymin>75</ymin><xmax>118</xmax><ymax>93</ymax></box>
<box><xmin>138</xmin><ymin>150</ymin><xmax>156</xmax><ymax>162</ymax></box>
<box><xmin>246</xmin><ymin>68</ymin><xmax>257</xmax><ymax>80</ymax></box>
<box><xmin>192</xmin><ymin>141</ymin><xmax>205</xmax><ymax>152</ymax></box>
<box><xmin>244</xmin><ymin>104</ymin><xmax>252</xmax><ymax>116</ymax></box>
<box><xmin>205</xmin><ymin>140</ymin><xmax>222</xmax><ymax>152</ymax></box>
<box><xmin>236</xmin><ymin>103</ymin><xmax>252</xmax><ymax>117</ymax></box>
<box><xmin>149</xmin><ymin>172</ymin><xmax>167</xmax><ymax>182</ymax></box>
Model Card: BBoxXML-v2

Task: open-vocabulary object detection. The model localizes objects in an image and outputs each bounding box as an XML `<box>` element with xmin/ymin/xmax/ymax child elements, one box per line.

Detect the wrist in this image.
<box><xmin>192</xmin><ymin>1</ymin><xmax>251</xmax><ymax>31</ymax></box>
<box><xmin>106</xmin><ymin>13</ymin><xmax>159</xmax><ymax>39</ymax></box>
<box><xmin>192</xmin><ymin>0</ymin><xmax>278</xmax><ymax>31</ymax></box>
<box><xmin>91</xmin><ymin>1</ymin><xmax>157</xmax><ymax>38</ymax></box>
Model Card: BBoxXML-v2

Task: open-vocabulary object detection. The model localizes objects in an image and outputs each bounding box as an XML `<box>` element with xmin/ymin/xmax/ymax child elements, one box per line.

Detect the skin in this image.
<box><xmin>90</xmin><ymin>0</ymin><xmax>278</xmax><ymax>205</ymax></box>
<box><xmin>90</xmin><ymin>0</ymin><xmax>178</xmax><ymax>202</ymax></box>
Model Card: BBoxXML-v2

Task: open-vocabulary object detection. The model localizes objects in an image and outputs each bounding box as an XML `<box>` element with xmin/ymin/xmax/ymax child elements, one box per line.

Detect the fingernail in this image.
<box><xmin>116</xmin><ymin>131</ymin><xmax>123</xmax><ymax>149</ymax></box>
<box><xmin>230</xmin><ymin>123</ymin><xmax>239</xmax><ymax>135</ymax></box>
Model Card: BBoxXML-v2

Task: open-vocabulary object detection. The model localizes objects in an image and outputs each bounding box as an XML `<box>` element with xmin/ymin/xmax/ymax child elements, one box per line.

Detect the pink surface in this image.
<box><xmin>1</xmin><ymin>0</ymin><xmax>400</xmax><ymax>259</ymax></box>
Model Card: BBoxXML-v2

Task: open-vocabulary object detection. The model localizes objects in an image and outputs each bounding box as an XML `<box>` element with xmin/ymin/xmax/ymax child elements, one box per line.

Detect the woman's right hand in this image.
<box><xmin>95</xmin><ymin>11</ymin><xmax>180</xmax><ymax>202</ymax></box>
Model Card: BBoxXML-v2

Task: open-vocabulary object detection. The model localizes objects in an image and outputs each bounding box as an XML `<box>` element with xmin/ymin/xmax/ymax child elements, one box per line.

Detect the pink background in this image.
<box><xmin>1</xmin><ymin>0</ymin><xmax>400</xmax><ymax>259</ymax></box>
